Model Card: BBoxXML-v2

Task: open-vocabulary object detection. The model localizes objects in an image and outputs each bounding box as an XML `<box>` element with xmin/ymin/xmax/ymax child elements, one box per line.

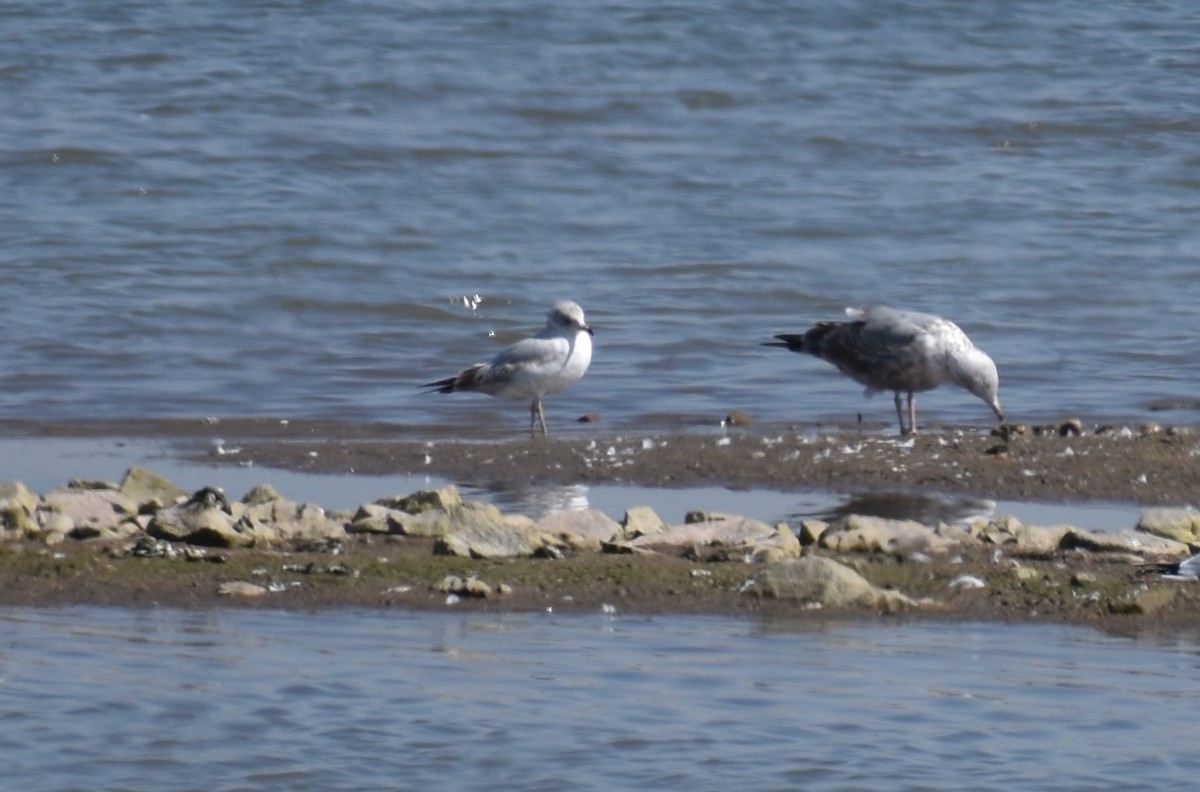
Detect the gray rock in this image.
<box><xmin>1108</xmin><ymin>586</ymin><xmax>1178</xmax><ymax>616</ymax></box>
<box><xmin>1060</xmin><ymin>528</ymin><xmax>1191</xmax><ymax>557</ymax></box>
<box><xmin>751</xmin><ymin>523</ymin><xmax>803</xmax><ymax>563</ymax></box>
<box><xmin>1136</xmin><ymin>508</ymin><xmax>1200</xmax><ymax>544</ymax></box>
<box><xmin>972</xmin><ymin>515</ymin><xmax>1071</xmax><ymax>552</ymax></box>
<box><xmin>433</xmin><ymin>502</ymin><xmax>555</xmax><ymax>559</ymax></box>
<box><xmin>241</xmin><ymin>483</ymin><xmax>283</xmax><ymax>506</ymax></box>
<box><xmin>748</xmin><ymin>556</ymin><xmax>917</xmax><ymax>611</ymax></box>
<box><xmin>117</xmin><ymin>466</ymin><xmax>188</xmax><ymax>508</ymax></box>
<box><xmin>820</xmin><ymin>514</ymin><xmax>959</xmax><ymax>555</ymax></box>
<box><xmin>70</xmin><ymin>520</ymin><xmax>142</xmax><ymax>541</ymax></box>
<box><xmin>148</xmin><ymin>494</ymin><xmax>246</xmax><ymax>548</ymax></box>
<box><xmin>218</xmin><ymin>581</ymin><xmax>270</xmax><ymax>597</ymax></box>
<box><xmin>379</xmin><ymin>486</ymin><xmax>462</xmax><ymax>514</ymax></box>
<box><xmin>67</xmin><ymin>478</ymin><xmax>118</xmax><ymax>491</ymax></box>
<box><xmin>345</xmin><ymin>503</ymin><xmax>398</xmax><ymax>535</ymax></box>
<box><xmin>433</xmin><ymin>575</ymin><xmax>493</xmax><ymax>598</ymax></box>
<box><xmin>535</xmin><ymin>509</ymin><xmax>621</xmax><ymax>550</ymax></box>
<box><xmin>389</xmin><ymin>509</ymin><xmax>447</xmax><ymax>538</ymax></box>
<box><xmin>627</xmin><ymin>515</ymin><xmax>774</xmax><ymax>548</ymax></box>
<box><xmin>619</xmin><ymin>506</ymin><xmax>666</xmax><ymax>539</ymax></box>
<box><xmin>39</xmin><ymin>512</ymin><xmax>74</xmax><ymax>545</ymax></box>
<box><xmin>42</xmin><ymin>487</ymin><xmax>138</xmax><ymax>539</ymax></box>
<box><xmin>241</xmin><ymin>497</ymin><xmax>343</xmax><ymax>543</ymax></box>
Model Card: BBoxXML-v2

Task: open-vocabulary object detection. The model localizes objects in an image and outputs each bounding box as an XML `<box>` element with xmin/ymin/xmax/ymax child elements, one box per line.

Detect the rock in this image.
<box><xmin>1136</xmin><ymin>508</ymin><xmax>1200</xmax><ymax>544</ymax></box>
<box><xmin>619</xmin><ymin>506</ymin><xmax>666</xmax><ymax>539</ymax></box>
<box><xmin>42</xmin><ymin>487</ymin><xmax>138</xmax><ymax>539</ymax></box>
<box><xmin>217</xmin><ymin>581</ymin><xmax>269</xmax><ymax>598</ymax></box>
<box><xmin>241</xmin><ymin>483</ymin><xmax>283</xmax><ymax>506</ymax></box>
<box><xmin>935</xmin><ymin>523</ymin><xmax>975</xmax><ymax>545</ymax></box>
<box><xmin>797</xmin><ymin>519</ymin><xmax>828</xmax><ymax>546</ymax></box>
<box><xmin>241</xmin><ymin>496</ymin><xmax>344</xmax><ymax>543</ymax></box>
<box><xmin>39</xmin><ymin>513</ymin><xmax>74</xmax><ymax>545</ymax></box>
<box><xmin>148</xmin><ymin>493</ymin><xmax>247</xmax><ymax>548</ymax></box>
<box><xmin>433</xmin><ymin>575</ymin><xmax>493</xmax><ymax>598</ymax></box>
<box><xmin>433</xmin><ymin>502</ymin><xmax>556</xmax><ymax>559</ymax></box>
<box><xmin>388</xmin><ymin>510</ymin><xmax>447</xmax><ymax>538</ymax></box>
<box><xmin>0</xmin><ymin>480</ymin><xmax>39</xmax><ymax>534</ymax></box>
<box><xmin>379</xmin><ymin>486</ymin><xmax>462</xmax><ymax>514</ymax></box>
<box><xmin>67</xmin><ymin>478</ymin><xmax>117</xmax><ymax>491</ymax></box>
<box><xmin>751</xmin><ymin>523</ymin><xmax>803</xmax><ymax>563</ymax></box>
<box><xmin>972</xmin><ymin>516</ymin><xmax>1071</xmax><ymax>553</ymax></box>
<box><xmin>117</xmin><ymin>466</ymin><xmax>188</xmax><ymax>508</ymax></box>
<box><xmin>1012</xmin><ymin>566</ymin><xmax>1043</xmax><ymax>582</ymax></box>
<box><xmin>535</xmin><ymin>509</ymin><xmax>621</xmax><ymax>551</ymax></box>
<box><xmin>748</xmin><ymin>556</ymin><xmax>917</xmax><ymax>611</ymax></box>
<box><xmin>624</xmin><ymin>515</ymin><xmax>786</xmax><ymax>560</ymax></box>
<box><xmin>820</xmin><ymin>514</ymin><xmax>958</xmax><ymax>555</ymax></box>
<box><xmin>183</xmin><ymin>486</ymin><xmax>234</xmax><ymax>514</ymax></box>
<box><xmin>345</xmin><ymin>503</ymin><xmax>398</xmax><ymax>535</ymax></box>
<box><xmin>1108</xmin><ymin>586</ymin><xmax>1177</xmax><ymax>616</ymax></box>
<box><xmin>1060</xmin><ymin>528</ymin><xmax>1191</xmax><ymax>557</ymax></box>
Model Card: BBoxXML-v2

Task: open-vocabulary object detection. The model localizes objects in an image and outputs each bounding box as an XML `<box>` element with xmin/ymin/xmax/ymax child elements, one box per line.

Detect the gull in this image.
<box><xmin>764</xmin><ymin>305</ymin><xmax>1004</xmax><ymax>435</ymax></box>
<box><xmin>1158</xmin><ymin>553</ymin><xmax>1200</xmax><ymax>581</ymax></box>
<box><xmin>423</xmin><ymin>300</ymin><xmax>593</xmax><ymax>435</ymax></box>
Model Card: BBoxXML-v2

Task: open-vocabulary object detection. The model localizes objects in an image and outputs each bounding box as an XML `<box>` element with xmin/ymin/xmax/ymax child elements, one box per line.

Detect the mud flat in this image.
<box><xmin>1</xmin><ymin>418</ymin><xmax>1198</xmax><ymax>632</ymax></box>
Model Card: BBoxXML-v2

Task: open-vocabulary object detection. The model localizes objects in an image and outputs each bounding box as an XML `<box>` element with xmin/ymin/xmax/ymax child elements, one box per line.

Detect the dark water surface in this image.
<box><xmin>3</xmin><ymin>607</ymin><xmax>1200</xmax><ymax>791</ymax></box>
<box><xmin>1</xmin><ymin>1</ymin><xmax>1198</xmax><ymax>433</ymax></box>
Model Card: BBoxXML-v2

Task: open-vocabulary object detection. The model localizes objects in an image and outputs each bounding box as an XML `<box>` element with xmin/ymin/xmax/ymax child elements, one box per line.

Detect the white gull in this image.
<box><xmin>423</xmin><ymin>300</ymin><xmax>593</xmax><ymax>435</ymax></box>
<box><xmin>765</xmin><ymin>305</ymin><xmax>1004</xmax><ymax>435</ymax></box>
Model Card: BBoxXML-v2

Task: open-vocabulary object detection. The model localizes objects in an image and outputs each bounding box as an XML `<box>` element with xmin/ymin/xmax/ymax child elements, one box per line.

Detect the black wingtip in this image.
<box><xmin>763</xmin><ymin>334</ymin><xmax>806</xmax><ymax>351</ymax></box>
<box><xmin>420</xmin><ymin>376</ymin><xmax>458</xmax><ymax>394</ymax></box>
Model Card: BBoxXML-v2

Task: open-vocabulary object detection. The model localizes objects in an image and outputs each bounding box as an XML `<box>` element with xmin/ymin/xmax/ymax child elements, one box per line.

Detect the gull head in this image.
<box><xmin>549</xmin><ymin>300</ymin><xmax>593</xmax><ymax>336</ymax></box>
<box><xmin>955</xmin><ymin>347</ymin><xmax>1004</xmax><ymax>422</ymax></box>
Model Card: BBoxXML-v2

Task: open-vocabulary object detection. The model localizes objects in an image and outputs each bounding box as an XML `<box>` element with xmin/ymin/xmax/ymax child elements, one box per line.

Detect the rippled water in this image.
<box><xmin>1</xmin><ymin>1</ymin><xmax>1198</xmax><ymax>432</ymax></box>
<box><xmin>2</xmin><ymin>607</ymin><xmax>1199</xmax><ymax>791</ymax></box>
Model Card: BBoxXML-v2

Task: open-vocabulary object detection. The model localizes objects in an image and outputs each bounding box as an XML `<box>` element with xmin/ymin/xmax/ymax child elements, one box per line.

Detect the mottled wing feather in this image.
<box><xmin>472</xmin><ymin>337</ymin><xmax>569</xmax><ymax>394</ymax></box>
<box><xmin>809</xmin><ymin>315</ymin><xmax>941</xmax><ymax>393</ymax></box>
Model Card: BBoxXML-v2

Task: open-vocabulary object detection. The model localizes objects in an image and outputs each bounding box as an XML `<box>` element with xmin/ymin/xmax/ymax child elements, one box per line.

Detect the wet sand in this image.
<box><xmin>157</xmin><ymin>416</ymin><xmax>1200</xmax><ymax>506</ymax></box>
<box><xmin>2</xmin><ymin>417</ymin><xmax>1199</xmax><ymax>631</ymax></box>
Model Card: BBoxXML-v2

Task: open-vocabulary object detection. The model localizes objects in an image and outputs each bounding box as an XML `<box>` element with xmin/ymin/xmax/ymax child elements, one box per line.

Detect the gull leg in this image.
<box><xmin>530</xmin><ymin>399</ymin><xmax>548</xmax><ymax>435</ymax></box>
<box><xmin>893</xmin><ymin>392</ymin><xmax>907</xmax><ymax>435</ymax></box>
<box><xmin>908</xmin><ymin>392</ymin><xmax>918</xmax><ymax>435</ymax></box>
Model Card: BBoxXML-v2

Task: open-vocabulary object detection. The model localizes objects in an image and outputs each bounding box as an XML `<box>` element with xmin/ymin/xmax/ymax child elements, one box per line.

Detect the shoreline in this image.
<box><xmin>5</xmin><ymin>414</ymin><xmax>1198</xmax><ymax>504</ymax></box>
<box><xmin>1</xmin><ymin>418</ymin><xmax>1199</xmax><ymax>632</ymax></box>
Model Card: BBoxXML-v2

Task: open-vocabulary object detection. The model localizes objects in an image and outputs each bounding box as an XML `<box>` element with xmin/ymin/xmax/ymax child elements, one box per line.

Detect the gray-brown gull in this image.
<box><xmin>764</xmin><ymin>305</ymin><xmax>1003</xmax><ymax>435</ymax></box>
<box><xmin>423</xmin><ymin>300</ymin><xmax>593</xmax><ymax>435</ymax></box>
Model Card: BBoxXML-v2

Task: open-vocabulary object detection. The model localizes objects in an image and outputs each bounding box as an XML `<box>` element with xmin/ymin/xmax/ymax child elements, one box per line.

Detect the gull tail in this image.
<box><xmin>421</xmin><ymin>364</ymin><xmax>484</xmax><ymax>394</ymax></box>
<box><xmin>763</xmin><ymin>333</ymin><xmax>809</xmax><ymax>352</ymax></box>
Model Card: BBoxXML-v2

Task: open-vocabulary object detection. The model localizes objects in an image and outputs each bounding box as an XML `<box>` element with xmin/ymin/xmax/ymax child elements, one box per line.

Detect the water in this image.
<box><xmin>0</xmin><ymin>434</ymin><xmax>1145</xmax><ymax>531</ymax></box>
<box><xmin>1</xmin><ymin>606</ymin><xmax>1198</xmax><ymax>791</ymax></box>
<box><xmin>2</xmin><ymin>1</ymin><xmax>1199</xmax><ymax>433</ymax></box>
<box><xmin>2</xmin><ymin>8</ymin><xmax>1196</xmax><ymax>786</ymax></box>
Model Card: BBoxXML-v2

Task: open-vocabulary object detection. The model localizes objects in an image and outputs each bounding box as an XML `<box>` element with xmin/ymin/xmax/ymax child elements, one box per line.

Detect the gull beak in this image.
<box><xmin>992</xmin><ymin>400</ymin><xmax>1005</xmax><ymax>422</ymax></box>
<box><xmin>582</xmin><ymin>322</ymin><xmax>594</xmax><ymax>336</ymax></box>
